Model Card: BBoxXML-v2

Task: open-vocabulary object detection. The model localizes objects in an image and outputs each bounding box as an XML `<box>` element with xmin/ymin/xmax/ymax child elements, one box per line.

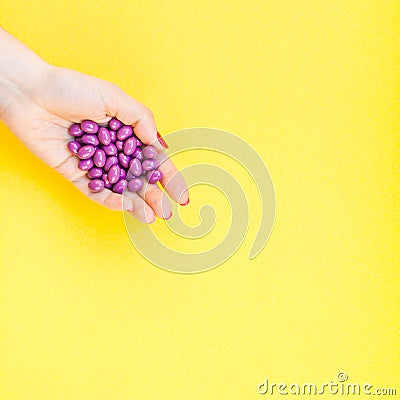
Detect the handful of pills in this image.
<box><xmin>67</xmin><ymin>119</ymin><xmax>163</xmax><ymax>194</ymax></box>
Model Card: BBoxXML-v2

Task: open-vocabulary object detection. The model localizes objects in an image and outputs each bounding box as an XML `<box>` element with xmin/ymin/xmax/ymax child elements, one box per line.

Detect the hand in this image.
<box><xmin>0</xmin><ymin>30</ymin><xmax>188</xmax><ymax>223</ymax></box>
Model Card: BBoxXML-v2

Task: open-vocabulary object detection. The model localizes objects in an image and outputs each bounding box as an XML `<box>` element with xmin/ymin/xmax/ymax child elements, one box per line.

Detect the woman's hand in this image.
<box><xmin>0</xmin><ymin>28</ymin><xmax>188</xmax><ymax>223</ymax></box>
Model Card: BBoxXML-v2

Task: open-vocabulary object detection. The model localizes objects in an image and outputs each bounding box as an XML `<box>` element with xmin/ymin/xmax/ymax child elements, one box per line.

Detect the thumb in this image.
<box><xmin>103</xmin><ymin>83</ymin><xmax>166</xmax><ymax>151</ymax></box>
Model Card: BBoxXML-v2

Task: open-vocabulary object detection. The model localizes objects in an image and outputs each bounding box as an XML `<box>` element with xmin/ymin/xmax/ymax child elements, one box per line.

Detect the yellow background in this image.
<box><xmin>1</xmin><ymin>1</ymin><xmax>399</xmax><ymax>399</ymax></box>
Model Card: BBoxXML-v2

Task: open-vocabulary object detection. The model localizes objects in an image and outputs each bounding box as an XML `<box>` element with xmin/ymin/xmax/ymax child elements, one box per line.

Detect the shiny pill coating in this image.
<box><xmin>142</xmin><ymin>145</ymin><xmax>157</xmax><ymax>159</ymax></box>
<box><xmin>142</xmin><ymin>158</ymin><xmax>159</xmax><ymax>172</ymax></box>
<box><xmin>88</xmin><ymin>179</ymin><xmax>105</xmax><ymax>193</ymax></box>
<box><xmin>98</xmin><ymin>127</ymin><xmax>111</xmax><ymax>145</ymax></box>
<box><xmin>77</xmin><ymin>145</ymin><xmax>96</xmax><ymax>159</ymax></box>
<box><xmin>129</xmin><ymin>158</ymin><xmax>142</xmax><ymax>177</ymax></box>
<box><xmin>123</xmin><ymin>137</ymin><xmax>137</xmax><ymax>156</ymax></box>
<box><xmin>81</xmin><ymin>134</ymin><xmax>99</xmax><ymax>146</ymax></box>
<box><xmin>109</xmin><ymin>130</ymin><xmax>117</xmax><ymax>142</ymax></box>
<box><xmin>67</xmin><ymin>140</ymin><xmax>81</xmax><ymax>155</ymax></box>
<box><xmin>93</xmin><ymin>149</ymin><xmax>106</xmax><ymax>168</ymax></box>
<box><xmin>67</xmin><ymin>119</ymin><xmax>163</xmax><ymax>197</ymax></box>
<box><xmin>126</xmin><ymin>170</ymin><xmax>136</xmax><ymax>181</ymax></box>
<box><xmin>107</xmin><ymin>164</ymin><xmax>121</xmax><ymax>184</ymax></box>
<box><xmin>132</xmin><ymin>148</ymin><xmax>144</xmax><ymax>161</ymax></box>
<box><xmin>147</xmin><ymin>169</ymin><xmax>163</xmax><ymax>184</ymax></box>
<box><xmin>115</xmin><ymin>140</ymin><xmax>124</xmax><ymax>151</ymax></box>
<box><xmin>104</xmin><ymin>155</ymin><xmax>118</xmax><ymax>171</ymax></box>
<box><xmin>118</xmin><ymin>152</ymin><xmax>131</xmax><ymax>169</ymax></box>
<box><xmin>102</xmin><ymin>143</ymin><xmax>117</xmax><ymax>156</ymax></box>
<box><xmin>112</xmin><ymin>179</ymin><xmax>127</xmax><ymax>194</ymax></box>
<box><xmin>68</xmin><ymin>124</ymin><xmax>83</xmax><ymax>137</ymax></box>
<box><xmin>87</xmin><ymin>167</ymin><xmax>103</xmax><ymax>179</ymax></box>
<box><xmin>81</xmin><ymin>120</ymin><xmax>99</xmax><ymax>134</ymax></box>
<box><xmin>78</xmin><ymin>158</ymin><xmax>94</xmax><ymax>171</ymax></box>
<box><xmin>127</xmin><ymin>177</ymin><xmax>144</xmax><ymax>192</ymax></box>
<box><xmin>108</xmin><ymin>118</ymin><xmax>123</xmax><ymax>131</ymax></box>
<box><xmin>117</xmin><ymin>125</ymin><xmax>133</xmax><ymax>140</ymax></box>
<box><xmin>102</xmin><ymin>173</ymin><xmax>112</xmax><ymax>189</ymax></box>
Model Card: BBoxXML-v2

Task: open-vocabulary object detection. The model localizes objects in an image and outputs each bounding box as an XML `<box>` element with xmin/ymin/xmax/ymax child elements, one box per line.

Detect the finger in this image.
<box><xmin>137</xmin><ymin>182</ymin><xmax>172</xmax><ymax>220</ymax></box>
<box><xmin>123</xmin><ymin>190</ymin><xmax>156</xmax><ymax>224</ymax></box>
<box><xmin>73</xmin><ymin>176</ymin><xmax>134</xmax><ymax>211</ymax></box>
<box><xmin>156</xmin><ymin>152</ymin><xmax>189</xmax><ymax>205</ymax></box>
<box><xmin>104</xmin><ymin>83</ymin><xmax>164</xmax><ymax>149</ymax></box>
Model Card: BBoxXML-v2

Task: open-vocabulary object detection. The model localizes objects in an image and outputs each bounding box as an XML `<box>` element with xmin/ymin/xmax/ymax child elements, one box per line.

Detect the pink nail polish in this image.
<box><xmin>164</xmin><ymin>212</ymin><xmax>173</xmax><ymax>220</ymax></box>
<box><xmin>180</xmin><ymin>198</ymin><xmax>190</xmax><ymax>206</ymax></box>
<box><xmin>157</xmin><ymin>131</ymin><xmax>168</xmax><ymax>149</ymax></box>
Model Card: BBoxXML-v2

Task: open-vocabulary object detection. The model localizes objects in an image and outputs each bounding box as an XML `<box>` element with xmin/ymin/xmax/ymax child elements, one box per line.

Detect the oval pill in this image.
<box><xmin>93</xmin><ymin>149</ymin><xmax>106</xmax><ymax>168</ymax></box>
<box><xmin>67</xmin><ymin>140</ymin><xmax>81</xmax><ymax>155</ymax></box>
<box><xmin>127</xmin><ymin>177</ymin><xmax>144</xmax><ymax>192</ymax></box>
<box><xmin>81</xmin><ymin>120</ymin><xmax>99</xmax><ymax>134</ymax></box>
<box><xmin>78</xmin><ymin>158</ymin><xmax>94</xmax><ymax>171</ymax></box>
<box><xmin>77</xmin><ymin>145</ymin><xmax>96</xmax><ymax>159</ymax></box>
<box><xmin>117</xmin><ymin>125</ymin><xmax>133</xmax><ymax>141</ymax></box>
<box><xmin>98</xmin><ymin>127</ymin><xmax>111</xmax><ymax>145</ymax></box>
<box><xmin>107</xmin><ymin>164</ymin><xmax>121</xmax><ymax>184</ymax></box>
<box><xmin>142</xmin><ymin>158</ymin><xmax>159</xmax><ymax>171</ymax></box>
<box><xmin>88</xmin><ymin>179</ymin><xmax>105</xmax><ymax>193</ymax></box>
<box><xmin>68</xmin><ymin>123</ymin><xmax>83</xmax><ymax>137</ymax></box>
<box><xmin>142</xmin><ymin>145</ymin><xmax>157</xmax><ymax>159</ymax></box>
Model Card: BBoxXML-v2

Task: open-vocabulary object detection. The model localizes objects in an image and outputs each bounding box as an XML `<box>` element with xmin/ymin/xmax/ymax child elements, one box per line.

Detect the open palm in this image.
<box><xmin>2</xmin><ymin>66</ymin><xmax>188</xmax><ymax>223</ymax></box>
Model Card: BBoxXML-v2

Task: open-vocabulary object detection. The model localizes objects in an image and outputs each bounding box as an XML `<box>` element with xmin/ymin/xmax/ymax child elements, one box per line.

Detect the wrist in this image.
<box><xmin>0</xmin><ymin>27</ymin><xmax>52</xmax><ymax>121</ymax></box>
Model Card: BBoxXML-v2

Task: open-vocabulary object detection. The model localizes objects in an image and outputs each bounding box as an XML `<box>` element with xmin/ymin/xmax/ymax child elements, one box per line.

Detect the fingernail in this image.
<box><xmin>157</xmin><ymin>131</ymin><xmax>169</xmax><ymax>149</ymax></box>
<box><xmin>180</xmin><ymin>198</ymin><xmax>190</xmax><ymax>206</ymax></box>
<box><xmin>164</xmin><ymin>212</ymin><xmax>173</xmax><ymax>220</ymax></box>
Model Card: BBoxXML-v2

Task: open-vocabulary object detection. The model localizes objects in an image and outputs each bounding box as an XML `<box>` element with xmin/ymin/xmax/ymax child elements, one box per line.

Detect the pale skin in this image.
<box><xmin>0</xmin><ymin>27</ymin><xmax>189</xmax><ymax>223</ymax></box>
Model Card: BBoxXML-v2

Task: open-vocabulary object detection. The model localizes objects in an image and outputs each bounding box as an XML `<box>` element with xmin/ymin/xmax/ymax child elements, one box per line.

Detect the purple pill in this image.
<box><xmin>112</xmin><ymin>179</ymin><xmax>127</xmax><ymax>194</ymax></box>
<box><xmin>107</xmin><ymin>164</ymin><xmax>121</xmax><ymax>184</ymax></box>
<box><xmin>77</xmin><ymin>145</ymin><xmax>96</xmax><ymax>159</ymax></box>
<box><xmin>81</xmin><ymin>134</ymin><xmax>99</xmax><ymax>146</ymax></box>
<box><xmin>142</xmin><ymin>158</ymin><xmax>159</xmax><ymax>172</ymax></box>
<box><xmin>126</xmin><ymin>170</ymin><xmax>136</xmax><ymax>181</ymax></box>
<box><xmin>142</xmin><ymin>145</ymin><xmax>157</xmax><ymax>159</ymax></box>
<box><xmin>127</xmin><ymin>177</ymin><xmax>144</xmax><ymax>192</ymax></box>
<box><xmin>98</xmin><ymin>127</ymin><xmax>111</xmax><ymax>146</ymax></box>
<box><xmin>117</xmin><ymin>125</ymin><xmax>133</xmax><ymax>141</ymax></box>
<box><xmin>118</xmin><ymin>152</ymin><xmax>131</xmax><ymax>169</ymax></box>
<box><xmin>123</xmin><ymin>137</ymin><xmax>137</xmax><ymax>156</ymax></box>
<box><xmin>93</xmin><ymin>149</ymin><xmax>106</xmax><ymax>168</ymax></box>
<box><xmin>102</xmin><ymin>173</ymin><xmax>112</xmax><ymax>189</ymax></box>
<box><xmin>147</xmin><ymin>169</ymin><xmax>163</xmax><ymax>184</ymax></box>
<box><xmin>87</xmin><ymin>167</ymin><xmax>103</xmax><ymax>179</ymax></box>
<box><xmin>88</xmin><ymin>179</ymin><xmax>105</xmax><ymax>193</ymax></box>
<box><xmin>115</xmin><ymin>140</ymin><xmax>124</xmax><ymax>151</ymax></box>
<box><xmin>109</xmin><ymin>130</ymin><xmax>117</xmax><ymax>142</ymax></box>
<box><xmin>81</xmin><ymin>120</ymin><xmax>99</xmax><ymax>134</ymax></box>
<box><xmin>120</xmin><ymin>169</ymin><xmax>127</xmax><ymax>179</ymax></box>
<box><xmin>103</xmin><ymin>143</ymin><xmax>117</xmax><ymax>156</ymax></box>
<box><xmin>129</xmin><ymin>158</ymin><xmax>142</xmax><ymax>177</ymax></box>
<box><xmin>67</xmin><ymin>140</ymin><xmax>81</xmax><ymax>155</ymax></box>
<box><xmin>132</xmin><ymin>148</ymin><xmax>144</xmax><ymax>161</ymax></box>
<box><xmin>104</xmin><ymin>155</ymin><xmax>118</xmax><ymax>171</ymax></box>
<box><xmin>68</xmin><ymin>123</ymin><xmax>83</xmax><ymax>137</ymax></box>
<box><xmin>108</xmin><ymin>118</ymin><xmax>123</xmax><ymax>131</ymax></box>
<box><xmin>78</xmin><ymin>158</ymin><xmax>94</xmax><ymax>171</ymax></box>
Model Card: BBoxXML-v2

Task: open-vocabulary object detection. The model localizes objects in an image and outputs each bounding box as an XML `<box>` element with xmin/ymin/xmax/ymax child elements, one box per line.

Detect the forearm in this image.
<box><xmin>0</xmin><ymin>27</ymin><xmax>50</xmax><ymax>119</ymax></box>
